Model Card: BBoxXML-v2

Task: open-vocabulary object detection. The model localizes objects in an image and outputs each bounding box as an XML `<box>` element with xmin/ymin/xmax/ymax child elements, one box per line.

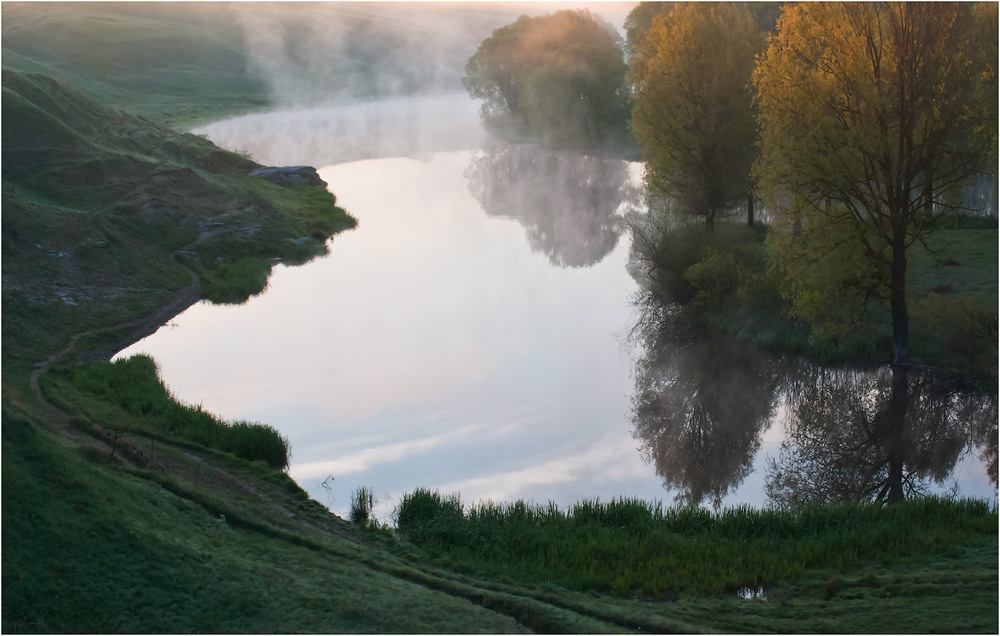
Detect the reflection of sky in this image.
<box><xmin>117</xmin><ymin>147</ymin><xmax>996</xmax><ymax>521</ymax></box>
<box><xmin>117</xmin><ymin>152</ymin><xmax>673</xmax><ymax>520</ymax></box>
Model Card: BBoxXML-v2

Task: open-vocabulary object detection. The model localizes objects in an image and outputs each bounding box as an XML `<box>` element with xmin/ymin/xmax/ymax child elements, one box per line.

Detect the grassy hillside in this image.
<box><xmin>2</xmin><ymin>2</ymin><xmax>268</xmax><ymax>125</ymax></box>
<box><xmin>2</xmin><ymin>67</ymin><xmax>355</xmax><ymax>368</ymax></box>
<box><xmin>1</xmin><ymin>2</ymin><xmax>520</xmax><ymax>125</ymax></box>
<box><xmin>2</xmin><ymin>4</ymin><xmax>997</xmax><ymax>634</ymax></box>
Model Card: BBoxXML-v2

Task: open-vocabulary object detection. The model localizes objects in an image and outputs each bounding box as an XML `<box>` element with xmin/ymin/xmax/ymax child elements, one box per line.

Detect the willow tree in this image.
<box><xmin>629</xmin><ymin>3</ymin><xmax>764</xmax><ymax>228</ymax></box>
<box><xmin>753</xmin><ymin>3</ymin><xmax>995</xmax><ymax>502</ymax></box>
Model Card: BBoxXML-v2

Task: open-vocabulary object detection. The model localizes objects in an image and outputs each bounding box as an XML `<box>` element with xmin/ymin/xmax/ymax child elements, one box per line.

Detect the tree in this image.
<box><xmin>462</xmin><ymin>10</ymin><xmax>629</xmax><ymax>149</ymax></box>
<box><xmin>629</xmin><ymin>3</ymin><xmax>764</xmax><ymax>228</ymax></box>
<box><xmin>753</xmin><ymin>3</ymin><xmax>995</xmax><ymax>501</ymax></box>
<box><xmin>623</xmin><ymin>2</ymin><xmax>672</xmax><ymax>60</ymax></box>
<box><xmin>625</xmin><ymin>2</ymin><xmax>779</xmax><ymax>60</ymax></box>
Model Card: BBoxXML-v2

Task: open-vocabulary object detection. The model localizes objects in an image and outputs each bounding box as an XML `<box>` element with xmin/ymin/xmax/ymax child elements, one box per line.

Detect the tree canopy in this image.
<box><xmin>753</xmin><ymin>1</ymin><xmax>995</xmax><ymax>501</ymax></box>
<box><xmin>629</xmin><ymin>3</ymin><xmax>764</xmax><ymax>227</ymax></box>
<box><xmin>754</xmin><ymin>2</ymin><xmax>994</xmax><ymax>355</ymax></box>
<box><xmin>462</xmin><ymin>10</ymin><xmax>630</xmax><ymax>149</ymax></box>
<box><xmin>625</xmin><ymin>2</ymin><xmax>780</xmax><ymax>59</ymax></box>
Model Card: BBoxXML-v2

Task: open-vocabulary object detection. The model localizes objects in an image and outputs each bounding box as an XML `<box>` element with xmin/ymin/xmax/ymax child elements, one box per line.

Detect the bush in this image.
<box><xmin>221</xmin><ymin>421</ymin><xmax>292</xmax><ymax>472</ymax></box>
<box><xmin>200</xmin><ymin>257</ymin><xmax>272</xmax><ymax>305</ymax></box>
<box><xmin>628</xmin><ymin>215</ymin><xmax>773</xmax><ymax>311</ymax></box>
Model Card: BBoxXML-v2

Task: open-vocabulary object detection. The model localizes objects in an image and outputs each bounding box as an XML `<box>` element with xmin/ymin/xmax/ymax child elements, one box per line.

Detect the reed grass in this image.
<box><xmin>65</xmin><ymin>355</ymin><xmax>291</xmax><ymax>470</ymax></box>
<box><xmin>395</xmin><ymin>489</ymin><xmax>996</xmax><ymax>597</ymax></box>
<box><xmin>351</xmin><ymin>486</ymin><xmax>376</xmax><ymax>526</ymax></box>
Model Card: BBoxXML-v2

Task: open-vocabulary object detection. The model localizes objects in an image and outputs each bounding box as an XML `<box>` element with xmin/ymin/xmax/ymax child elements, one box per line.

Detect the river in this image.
<box><xmin>115</xmin><ymin>94</ymin><xmax>996</xmax><ymax>521</ymax></box>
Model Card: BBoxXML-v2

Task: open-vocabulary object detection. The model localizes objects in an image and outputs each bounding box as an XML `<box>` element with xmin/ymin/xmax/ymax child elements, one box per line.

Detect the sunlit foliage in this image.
<box><xmin>462</xmin><ymin>10</ymin><xmax>630</xmax><ymax>149</ymax></box>
<box><xmin>754</xmin><ymin>2</ymin><xmax>995</xmax><ymax>502</ymax></box>
<box><xmin>629</xmin><ymin>3</ymin><xmax>764</xmax><ymax>228</ymax></box>
<box><xmin>624</xmin><ymin>2</ymin><xmax>780</xmax><ymax>61</ymax></box>
<box><xmin>753</xmin><ymin>2</ymin><xmax>994</xmax><ymax>357</ymax></box>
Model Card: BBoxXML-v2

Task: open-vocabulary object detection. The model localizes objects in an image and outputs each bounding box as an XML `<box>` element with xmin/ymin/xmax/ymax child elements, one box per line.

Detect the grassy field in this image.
<box><xmin>1</xmin><ymin>2</ymin><xmax>269</xmax><ymax>125</ymax></box>
<box><xmin>3</xmin><ymin>4</ymin><xmax>997</xmax><ymax>633</ymax></box>
<box><xmin>644</xmin><ymin>217</ymin><xmax>998</xmax><ymax>376</ymax></box>
<box><xmin>392</xmin><ymin>488</ymin><xmax>995</xmax><ymax>594</ymax></box>
<box><xmin>6</xmin><ymin>370</ymin><xmax>997</xmax><ymax>633</ymax></box>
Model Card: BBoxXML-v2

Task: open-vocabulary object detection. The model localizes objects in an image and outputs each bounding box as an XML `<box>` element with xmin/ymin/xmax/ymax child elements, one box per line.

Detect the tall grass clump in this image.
<box><xmin>350</xmin><ymin>486</ymin><xmax>375</xmax><ymax>526</ymax></box>
<box><xmin>198</xmin><ymin>257</ymin><xmax>273</xmax><ymax>305</ymax></box>
<box><xmin>394</xmin><ymin>488</ymin><xmax>467</xmax><ymax>549</ymax></box>
<box><xmin>392</xmin><ymin>492</ymin><xmax>997</xmax><ymax>597</ymax></box>
<box><xmin>63</xmin><ymin>355</ymin><xmax>291</xmax><ymax>470</ymax></box>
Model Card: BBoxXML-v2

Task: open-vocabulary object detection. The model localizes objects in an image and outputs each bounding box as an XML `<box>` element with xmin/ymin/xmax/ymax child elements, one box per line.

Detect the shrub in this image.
<box><xmin>221</xmin><ymin>421</ymin><xmax>292</xmax><ymax>472</ymax></box>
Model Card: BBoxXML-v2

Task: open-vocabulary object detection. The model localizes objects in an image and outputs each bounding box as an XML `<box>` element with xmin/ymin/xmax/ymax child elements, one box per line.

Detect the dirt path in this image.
<box><xmin>30</xmin><ymin>264</ymin><xmax>202</xmax><ymax>405</ymax></box>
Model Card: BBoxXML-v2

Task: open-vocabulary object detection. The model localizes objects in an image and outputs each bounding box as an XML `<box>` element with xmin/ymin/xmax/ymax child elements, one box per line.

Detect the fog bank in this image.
<box><xmin>193</xmin><ymin>93</ymin><xmax>486</xmax><ymax>166</ymax></box>
<box><xmin>226</xmin><ymin>2</ymin><xmax>637</xmax><ymax>107</ymax></box>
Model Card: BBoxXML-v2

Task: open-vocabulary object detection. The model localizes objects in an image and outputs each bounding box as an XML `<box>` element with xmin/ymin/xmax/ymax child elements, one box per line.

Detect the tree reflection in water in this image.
<box><xmin>628</xmin><ymin>292</ymin><xmax>998</xmax><ymax>508</ymax></box>
<box><xmin>628</xmin><ymin>297</ymin><xmax>790</xmax><ymax>507</ymax></box>
<box><xmin>766</xmin><ymin>368</ymin><xmax>997</xmax><ymax>506</ymax></box>
<box><xmin>465</xmin><ymin>142</ymin><xmax>641</xmax><ymax>268</ymax></box>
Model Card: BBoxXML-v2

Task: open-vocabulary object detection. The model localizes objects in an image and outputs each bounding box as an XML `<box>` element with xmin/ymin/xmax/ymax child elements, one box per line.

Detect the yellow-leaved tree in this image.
<box><xmin>753</xmin><ymin>2</ymin><xmax>996</xmax><ymax>501</ymax></box>
<box><xmin>629</xmin><ymin>3</ymin><xmax>765</xmax><ymax>228</ymax></box>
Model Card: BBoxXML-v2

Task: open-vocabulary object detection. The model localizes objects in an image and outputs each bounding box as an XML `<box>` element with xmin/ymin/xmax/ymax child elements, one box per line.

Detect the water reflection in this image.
<box><xmin>766</xmin><ymin>368</ymin><xmax>997</xmax><ymax>507</ymax></box>
<box><xmin>465</xmin><ymin>142</ymin><xmax>641</xmax><ymax>268</ymax></box>
<box><xmin>629</xmin><ymin>302</ymin><xmax>788</xmax><ymax>507</ymax></box>
<box><xmin>628</xmin><ymin>293</ymin><xmax>998</xmax><ymax>508</ymax></box>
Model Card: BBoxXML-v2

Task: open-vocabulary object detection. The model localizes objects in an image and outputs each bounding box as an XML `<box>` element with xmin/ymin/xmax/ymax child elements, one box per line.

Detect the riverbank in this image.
<box><xmin>629</xmin><ymin>216</ymin><xmax>998</xmax><ymax>383</ymax></box>
<box><xmin>3</xmin><ymin>5</ymin><xmax>997</xmax><ymax>632</ymax></box>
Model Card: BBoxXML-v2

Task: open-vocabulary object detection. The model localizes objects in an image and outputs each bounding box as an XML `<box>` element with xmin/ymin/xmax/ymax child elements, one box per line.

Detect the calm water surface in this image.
<box><xmin>116</xmin><ymin>97</ymin><xmax>996</xmax><ymax>520</ymax></box>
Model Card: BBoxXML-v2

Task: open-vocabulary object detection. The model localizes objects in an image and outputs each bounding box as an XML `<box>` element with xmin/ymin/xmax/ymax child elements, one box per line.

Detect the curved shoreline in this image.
<box><xmin>30</xmin><ymin>265</ymin><xmax>202</xmax><ymax>404</ymax></box>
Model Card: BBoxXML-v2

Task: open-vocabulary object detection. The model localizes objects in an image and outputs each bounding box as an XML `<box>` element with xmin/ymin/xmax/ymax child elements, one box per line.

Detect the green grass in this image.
<box><xmin>1</xmin><ymin>407</ymin><xmax>537</xmax><ymax>634</ymax></box>
<box><xmin>2</xmin><ymin>66</ymin><xmax>355</xmax><ymax>366</ymax></box>
<box><xmin>1</xmin><ymin>3</ymin><xmax>270</xmax><ymax>126</ymax></box>
<box><xmin>636</xmin><ymin>540</ymin><xmax>998</xmax><ymax>633</ymax></box>
<box><xmin>394</xmin><ymin>489</ymin><xmax>998</xmax><ymax>601</ymax></box>
<box><xmin>350</xmin><ymin>486</ymin><xmax>377</xmax><ymax>526</ymax></box>
<box><xmin>45</xmin><ymin>354</ymin><xmax>291</xmax><ymax>470</ymax></box>
<box><xmin>641</xmin><ymin>217</ymin><xmax>998</xmax><ymax>373</ymax></box>
<box><xmin>2</xmin><ymin>4</ymin><xmax>997</xmax><ymax>632</ymax></box>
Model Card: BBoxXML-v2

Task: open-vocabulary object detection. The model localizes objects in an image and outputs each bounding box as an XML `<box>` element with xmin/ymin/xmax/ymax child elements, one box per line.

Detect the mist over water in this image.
<box><xmin>229</xmin><ymin>2</ymin><xmax>504</xmax><ymax>105</ymax></box>
<box><xmin>226</xmin><ymin>2</ymin><xmax>638</xmax><ymax>107</ymax></box>
<box><xmin>193</xmin><ymin>93</ymin><xmax>486</xmax><ymax>166</ymax></box>
<box><xmin>117</xmin><ymin>2</ymin><xmax>996</xmax><ymax>518</ymax></box>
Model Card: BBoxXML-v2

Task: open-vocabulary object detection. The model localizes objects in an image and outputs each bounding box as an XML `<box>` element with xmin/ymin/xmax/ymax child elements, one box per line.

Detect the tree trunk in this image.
<box><xmin>747</xmin><ymin>193</ymin><xmax>755</xmax><ymax>227</ymax></box>
<box><xmin>886</xmin><ymin>230</ymin><xmax>909</xmax><ymax>503</ymax></box>
<box><xmin>887</xmin><ymin>359</ymin><xmax>908</xmax><ymax>503</ymax></box>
